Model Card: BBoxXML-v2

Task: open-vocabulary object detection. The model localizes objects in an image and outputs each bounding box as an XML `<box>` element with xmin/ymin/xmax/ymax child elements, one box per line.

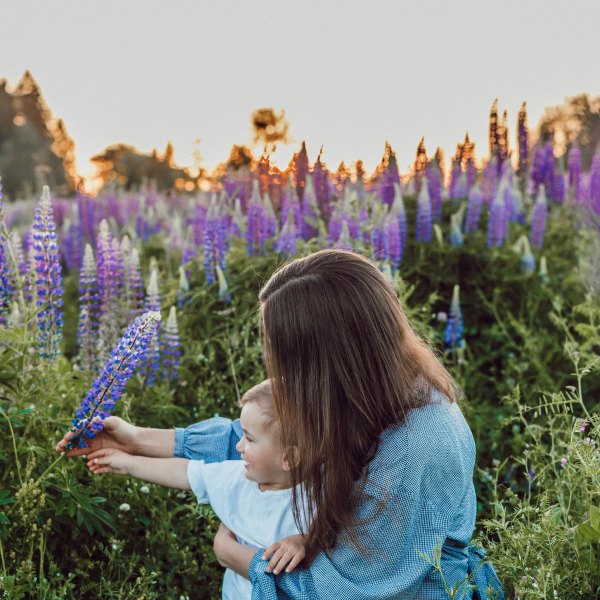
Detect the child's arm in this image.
<box><xmin>86</xmin><ymin>448</ymin><xmax>191</xmax><ymax>490</ymax></box>
<box><xmin>262</xmin><ymin>534</ymin><xmax>306</xmax><ymax>574</ymax></box>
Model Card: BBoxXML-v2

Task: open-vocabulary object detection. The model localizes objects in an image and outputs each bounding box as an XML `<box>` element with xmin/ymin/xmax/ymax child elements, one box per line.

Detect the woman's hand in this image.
<box><xmin>86</xmin><ymin>448</ymin><xmax>136</xmax><ymax>475</ymax></box>
<box><xmin>262</xmin><ymin>534</ymin><xmax>305</xmax><ymax>574</ymax></box>
<box><xmin>55</xmin><ymin>416</ymin><xmax>139</xmax><ymax>457</ymax></box>
<box><xmin>214</xmin><ymin>522</ymin><xmax>256</xmax><ymax>580</ymax></box>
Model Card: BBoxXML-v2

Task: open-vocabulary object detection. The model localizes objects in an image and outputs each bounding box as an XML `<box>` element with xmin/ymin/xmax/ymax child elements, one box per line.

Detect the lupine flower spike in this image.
<box><xmin>216</xmin><ymin>265</ymin><xmax>231</xmax><ymax>303</ymax></box>
<box><xmin>143</xmin><ymin>268</ymin><xmax>162</xmax><ymax>387</ymax></box>
<box><xmin>444</xmin><ymin>284</ymin><xmax>464</xmax><ymax>352</ymax></box>
<box><xmin>449</xmin><ymin>212</ymin><xmax>464</xmax><ymax>247</ymax></box>
<box><xmin>530</xmin><ymin>185</ymin><xmax>548</xmax><ymax>250</ymax></box>
<box><xmin>67</xmin><ymin>311</ymin><xmax>161</xmax><ymax>449</ymax></box>
<box><xmin>416</xmin><ymin>178</ymin><xmax>432</xmax><ymax>243</ymax></box>
<box><xmin>161</xmin><ymin>306</ymin><xmax>180</xmax><ymax>382</ymax></box>
<box><xmin>0</xmin><ymin>180</ymin><xmax>14</xmax><ymax>325</ymax></box>
<box><xmin>77</xmin><ymin>244</ymin><xmax>100</xmax><ymax>370</ymax></box>
<box><xmin>246</xmin><ymin>181</ymin><xmax>268</xmax><ymax>255</ymax></box>
<box><xmin>128</xmin><ymin>248</ymin><xmax>144</xmax><ymax>316</ymax></box>
<box><xmin>274</xmin><ymin>209</ymin><xmax>297</xmax><ymax>259</ymax></box>
<box><xmin>487</xmin><ymin>185</ymin><xmax>505</xmax><ymax>248</ymax></box>
<box><xmin>464</xmin><ymin>185</ymin><xmax>483</xmax><ymax>234</ymax></box>
<box><xmin>514</xmin><ymin>235</ymin><xmax>535</xmax><ymax>275</ymax></box>
<box><xmin>33</xmin><ymin>186</ymin><xmax>64</xmax><ymax>361</ymax></box>
<box><xmin>203</xmin><ymin>194</ymin><xmax>228</xmax><ymax>284</ymax></box>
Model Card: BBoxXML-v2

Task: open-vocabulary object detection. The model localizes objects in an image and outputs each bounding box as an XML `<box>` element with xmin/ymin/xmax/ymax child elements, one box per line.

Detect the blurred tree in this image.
<box><xmin>250</xmin><ymin>108</ymin><xmax>293</xmax><ymax>152</ymax></box>
<box><xmin>538</xmin><ymin>93</ymin><xmax>600</xmax><ymax>169</ymax></box>
<box><xmin>489</xmin><ymin>99</ymin><xmax>499</xmax><ymax>157</ymax></box>
<box><xmin>91</xmin><ymin>142</ymin><xmax>197</xmax><ymax>192</ymax></box>
<box><xmin>0</xmin><ymin>70</ymin><xmax>75</xmax><ymax>199</ymax></box>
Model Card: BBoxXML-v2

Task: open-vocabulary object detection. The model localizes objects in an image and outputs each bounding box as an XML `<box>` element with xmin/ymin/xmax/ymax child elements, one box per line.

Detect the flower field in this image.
<box><xmin>1</xmin><ymin>110</ymin><xmax>600</xmax><ymax>598</ymax></box>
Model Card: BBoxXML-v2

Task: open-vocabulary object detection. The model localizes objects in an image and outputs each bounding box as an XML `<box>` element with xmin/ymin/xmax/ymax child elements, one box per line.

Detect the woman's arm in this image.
<box><xmin>213</xmin><ymin>523</ymin><xmax>256</xmax><ymax>580</ymax></box>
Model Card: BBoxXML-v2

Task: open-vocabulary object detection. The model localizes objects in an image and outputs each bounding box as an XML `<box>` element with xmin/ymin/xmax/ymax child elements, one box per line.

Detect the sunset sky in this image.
<box><xmin>1</xmin><ymin>0</ymin><xmax>599</xmax><ymax>185</ymax></box>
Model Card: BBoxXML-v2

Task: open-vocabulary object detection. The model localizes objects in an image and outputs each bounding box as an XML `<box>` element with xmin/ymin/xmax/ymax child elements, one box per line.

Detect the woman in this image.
<box><xmin>59</xmin><ymin>250</ymin><xmax>503</xmax><ymax>599</ymax></box>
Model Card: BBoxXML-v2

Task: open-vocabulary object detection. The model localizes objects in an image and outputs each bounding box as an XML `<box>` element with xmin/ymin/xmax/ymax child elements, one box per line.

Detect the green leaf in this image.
<box><xmin>137</xmin><ymin>515</ymin><xmax>150</xmax><ymax>526</ymax></box>
<box><xmin>0</xmin><ymin>512</ymin><xmax>9</xmax><ymax>524</ymax></box>
<box><xmin>578</xmin><ymin>523</ymin><xmax>600</xmax><ymax>544</ymax></box>
<box><xmin>590</xmin><ymin>505</ymin><xmax>600</xmax><ymax>532</ymax></box>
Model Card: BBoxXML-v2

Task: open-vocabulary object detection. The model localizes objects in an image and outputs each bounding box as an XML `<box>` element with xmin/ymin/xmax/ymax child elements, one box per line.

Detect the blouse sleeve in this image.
<box><xmin>173</xmin><ymin>417</ymin><xmax>242</xmax><ymax>463</ymax></box>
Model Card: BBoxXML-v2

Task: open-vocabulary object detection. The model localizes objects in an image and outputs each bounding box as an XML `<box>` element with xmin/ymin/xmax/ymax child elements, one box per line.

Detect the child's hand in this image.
<box><xmin>86</xmin><ymin>448</ymin><xmax>134</xmax><ymax>475</ymax></box>
<box><xmin>262</xmin><ymin>534</ymin><xmax>305</xmax><ymax>574</ymax></box>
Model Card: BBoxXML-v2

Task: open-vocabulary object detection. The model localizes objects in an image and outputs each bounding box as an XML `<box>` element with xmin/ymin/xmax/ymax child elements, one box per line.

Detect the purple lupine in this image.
<box><xmin>313</xmin><ymin>151</ymin><xmax>331</xmax><ymax>214</ymax></box>
<box><xmin>449</xmin><ymin>213</ymin><xmax>463</xmax><ymax>247</ymax></box>
<box><xmin>530</xmin><ymin>144</ymin><xmax>544</xmax><ymax>194</ymax></box>
<box><xmin>379</xmin><ymin>149</ymin><xmax>401</xmax><ymax>207</ymax></box>
<box><xmin>67</xmin><ymin>311</ymin><xmax>161</xmax><ymax>449</ymax></box>
<box><xmin>181</xmin><ymin>226</ymin><xmax>198</xmax><ymax>273</ymax></box>
<box><xmin>295</xmin><ymin>141</ymin><xmax>309</xmax><ymax>202</ymax></box>
<box><xmin>541</xmin><ymin>143</ymin><xmax>555</xmax><ymax>198</ymax></box>
<box><xmin>454</xmin><ymin>171</ymin><xmax>468</xmax><ymax>201</ymax></box>
<box><xmin>284</xmin><ymin>178</ymin><xmax>303</xmax><ymax>239</ymax></box>
<box><xmin>448</xmin><ymin>159</ymin><xmax>462</xmax><ymax>201</ymax></box>
<box><xmin>386</xmin><ymin>210</ymin><xmax>403</xmax><ymax>274</ymax></box>
<box><xmin>8</xmin><ymin>231</ymin><xmax>28</xmax><ymax>278</ymax></box>
<box><xmin>517</xmin><ymin>102</ymin><xmax>528</xmax><ymax>176</ymax></box>
<box><xmin>530</xmin><ymin>184</ymin><xmax>548</xmax><ymax>250</ymax></box>
<box><xmin>77</xmin><ymin>244</ymin><xmax>100</xmax><ymax>371</ymax></box>
<box><xmin>465</xmin><ymin>185</ymin><xmax>483</xmax><ymax>234</ymax></box>
<box><xmin>372</xmin><ymin>214</ymin><xmax>390</xmax><ymax>262</ymax></box>
<box><xmin>301</xmin><ymin>174</ymin><xmax>319</xmax><ymax>240</ymax></box>
<box><xmin>416</xmin><ymin>178</ymin><xmax>432</xmax><ymax>243</ymax></box>
<box><xmin>129</xmin><ymin>248</ymin><xmax>144</xmax><ymax>316</ymax></box>
<box><xmin>466</xmin><ymin>158</ymin><xmax>476</xmax><ymax>192</ymax></box>
<box><xmin>246</xmin><ymin>181</ymin><xmax>268</xmax><ymax>255</ymax></box>
<box><xmin>568</xmin><ymin>143</ymin><xmax>581</xmax><ymax>202</ymax></box>
<box><xmin>263</xmin><ymin>192</ymin><xmax>278</xmax><ymax>239</ymax></box>
<box><xmin>203</xmin><ymin>194</ymin><xmax>228</xmax><ymax>285</ymax></box>
<box><xmin>482</xmin><ymin>157</ymin><xmax>498</xmax><ymax>208</ymax></box>
<box><xmin>193</xmin><ymin>198</ymin><xmax>207</xmax><ymax>246</ymax></box>
<box><xmin>60</xmin><ymin>219</ymin><xmax>75</xmax><ymax>272</ymax></box>
<box><xmin>328</xmin><ymin>208</ymin><xmax>342</xmax><ymax>247</ymax></box>
<box><xmin>444</xmin><ymin>285</ymin><xmax>464</xmax><ymax>351</ymax></box>
<box><xmin>161</xmin><ymin>306</ymin><xmax>180</xmax><ymax>383</ymax></box>
<box><xmin>427</xmin><ymin>163</ymin><xmax>443</xmax><ymax>223</ymax></box>
<box><xmin>336</xmin><ymin>220</ymin><xmax>353</xmax><ymax>252</ymax></box>
<box><xmin>96</xmin><ymin>220</ymin><xmax>121</xmax><ymax>361</ymax></box>
<box><xmin>274</xmin><ymin>208</ymin><xmax>297</xmax><ymax>259</ymax></box>
<box><xmin>143</xmin><ymin>268</ymin><xmax>162</xmax><ymax>387</ymax></box>
<box><xmin>391</xmin><ymin>183</ymin><xmax>407</xmax><ymax>250</ymax></box>
<box><xmin>590</xmin><ymin>143</ymin><xmax>600</xmax><ymax>216</ymax></box>
<box><xmin>32</xmin><ymin>186</ymin><xmax>64</xmax><ymax>361</ymax></box>
<box><xmin>25</xmin><ymin>246</ymin><xmax>36</xmax><ymax>302</ymax></box>
<box><xmin>0</xmin><ymin>180</ymin><xmax>13</xmax><ymax>325</ymax></box>
<box><xmin>487</xmin><ymin>186</ymin><xmax>505</xmax><ymax>248</ymax></box>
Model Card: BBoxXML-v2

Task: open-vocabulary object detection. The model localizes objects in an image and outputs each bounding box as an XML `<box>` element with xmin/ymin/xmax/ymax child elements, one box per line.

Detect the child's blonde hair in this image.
<box><xmin>239</xmin><ymin>380</ymin><xmax>278</xmax><ymax>436</ymax></box>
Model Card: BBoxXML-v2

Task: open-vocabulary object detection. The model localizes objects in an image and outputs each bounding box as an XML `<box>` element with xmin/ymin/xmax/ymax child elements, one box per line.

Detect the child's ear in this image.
<box><xmin>282</xmin><ymin>446</ymin><xmax>299</xmax><ymax>472</ymax></box>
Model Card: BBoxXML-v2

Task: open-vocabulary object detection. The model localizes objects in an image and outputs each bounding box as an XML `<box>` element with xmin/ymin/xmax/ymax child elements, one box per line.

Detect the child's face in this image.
<box><xmin>235</xmin><ymin>402</ymin><xmax>289</xmax><ymax>490</ymax></box>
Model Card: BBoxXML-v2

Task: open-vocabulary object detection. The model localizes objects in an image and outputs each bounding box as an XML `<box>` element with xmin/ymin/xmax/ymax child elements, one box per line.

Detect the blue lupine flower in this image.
<box><xmin>161</xmin><ymin>306</ymin><xmax>180</xmax><ymax>383</ymax></box>
<box><xmin>444</xmin><ymin>284</ymin><xmax>464</xmax><ymax>351</ymax></box>
<box><xmin>143</xmin><ymin>268</ymin><xmax>162</xmax><ymax>387</ymax></box>
<box><xmin>590</xmin><ymin>143</ymin><xmax>600</xmax><ymax>216</ymax></box>
<box><xmin>372</xmin><ymin>214</ymin><xmax>390</xmax><ymax>262</ymax></box>
<box><xmin>448</xmin><ymin>159</ymin><xmax>462</xmax><ymax>201</ymax></box>
<box><xmin>274</xmin><ymin>209</ymin><xmax>297</xmax><ymax>259</ymax></box>
<box><xmin>379</xmin><ymin>148</ymin><xmax>401</xmax><ymax>207</ymax></box>
<box><xmin>67</xmin><ymin>311</ymin><xmax>161</xmax><ymax>449</ymax></box>
<box><xmin>203</xmin><ymin>194</ymin><xmax>228</xmax><ymax>285</ymax></box>
<box><xmin>336</xmin><ymin>220</ymin><xmax>353</xmax><ymax>252</ymax></box>
<box><xmin>77</xmin><ymin>244</ymin><xmax>100</xmax><ymax>371</ymax></box>
<box><xmin>193</xmin><ymin>198</ymin><xmax>207</xmax><ymax>245</ymax></box>
<box><xmin>386</xmin><ymin>211</ymin><xmax>402</xmax><ymax>274</ymax></box>
<box><xmin>0</xmin><ymin>179</ymin><xmax>14</xmax><ymax>325</ymax></box>
<box><xmin>313</xmin><ymin>151</ymin><xmax>331</xmax><ymax>215</ymax></box>
<box><xmin>246</xmin><ymin>181</ymin><xmax>268</xmax><ymax>255</ymax></box>
<box><xmin>263</xmin><ymin>192</ymin><xmax>278</xmax><ymax>239</ymax></box>
<box><xmin>449</xmin><ymin>213</ymin><xmax>463</xmax><ymax>247</ymax></box>
<box><xmin>530</xmin><ymin>184</ymin><xmax>548</xmax><ymax>250</ymax></box>
<box><xmin>301</xmin><ymin>175</ymin><xmax>319</xmax><ymax>240</ymax></box>
<box><xmin>32</xmin><ymin>186</ymin><xmax>64</xmax><ymax>361</ymax></box>
<box><xmin>328</xmin><ymin>208</ymin><xmax>342</xmax><ymax>247</ymax></box>
<box><xmin>568</xmin><ymin>143</ymin><xmax>581</xmax><ymax>201</ymax></box>
<box><xmin>391</xmin><ymin>183</ymin><xmax>407</xmax><ymax>251</ymax></box>
<box><xmin>530</xmin><ymin>145</ymin><xmax>544</xmax><ymax>194</ymax></box>
<box><xmin>464</xmin><ymin>185</ymin><xmax>482</xmax><ymax>234</ymax></box>
<box><xmin>487</xmin><ymin>186</ymin><xmax>505</xmax><ymax>248</ymax></box>
<box><xmin>482</xmin><ymin>157</ymin><xmax>497</xmax><ymax>207</ymax></box>
<box><xmin>177</xmin><ymin>265</ymin><xmax>190</xmax><ymax>309</ymax></box>
<box><xmin>416</xmin><ymin>178</ymin><xmax>432</xmax><ymax>243</ymax></box>
<box><xmin>181</xmin><ymin>225</ymin><xmax>198</xmax><ymax>270</ymax></box>
<box><xmin>128</xmin><ymin>248</ymin><xmax>144</xmax><ymax>316</ymax></box>
<box><xmin>427</xmin><ymin>163</ymin><xmax>443</xmax><ymax>223</ymax></box>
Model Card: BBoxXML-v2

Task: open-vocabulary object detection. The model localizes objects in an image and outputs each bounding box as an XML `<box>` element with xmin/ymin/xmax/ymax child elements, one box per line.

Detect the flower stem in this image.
<box><xmin>0</xmin><ymin>405</ymin><xmax>22</xmax><ymax>486</ymax></box>
<box><xmin>36</xmin><ymin>451</ymin><xmax>66</xmax><ymax>484</ymax></box>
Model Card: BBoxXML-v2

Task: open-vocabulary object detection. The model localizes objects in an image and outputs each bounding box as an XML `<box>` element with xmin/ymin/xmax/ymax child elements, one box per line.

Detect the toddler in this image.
<box><xmin>86</xmin><ymin>380</ymin><xmax>305</xmax><ymax>600</ymax></box>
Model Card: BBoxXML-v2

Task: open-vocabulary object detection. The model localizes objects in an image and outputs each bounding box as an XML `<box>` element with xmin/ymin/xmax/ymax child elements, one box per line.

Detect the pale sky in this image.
<box><xmin>1</xmin><ymin>0</ymin><xmax>599</xmax><ymax>185</ymax></box>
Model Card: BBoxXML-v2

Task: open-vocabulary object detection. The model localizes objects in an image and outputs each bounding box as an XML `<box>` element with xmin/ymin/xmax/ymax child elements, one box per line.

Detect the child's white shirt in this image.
<box><xmin>187</xmin><ymin>459</ymin><xmax>301</xmax><ymax>600</ymax></box>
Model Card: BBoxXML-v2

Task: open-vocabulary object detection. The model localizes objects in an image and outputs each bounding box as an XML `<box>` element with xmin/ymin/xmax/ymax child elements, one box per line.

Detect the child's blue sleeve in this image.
<box><xmin>173</xmin><ymin>417</ymin><xmax>242</xmax><ymax>463</ymax></box>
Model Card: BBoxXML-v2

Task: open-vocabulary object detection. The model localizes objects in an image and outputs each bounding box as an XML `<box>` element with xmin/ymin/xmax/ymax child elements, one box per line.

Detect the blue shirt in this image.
<box><xmin>174</xmin><ymin>393</ymin><xmax>503</xmax><ymax>600</ymax></box>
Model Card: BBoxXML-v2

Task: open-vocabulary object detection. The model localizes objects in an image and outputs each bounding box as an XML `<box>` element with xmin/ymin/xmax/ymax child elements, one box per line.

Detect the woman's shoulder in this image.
<box><xmin>372</xmin><ymin>391</ymin><xmax>475</xmax><ymax>479</ymax></box>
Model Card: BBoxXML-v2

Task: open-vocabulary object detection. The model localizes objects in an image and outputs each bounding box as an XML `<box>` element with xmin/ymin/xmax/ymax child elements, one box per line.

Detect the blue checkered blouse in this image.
<box><xmin>174</xmin><ymin>393</ymin><xmax>503</xmax><ymax>600</ymax></box>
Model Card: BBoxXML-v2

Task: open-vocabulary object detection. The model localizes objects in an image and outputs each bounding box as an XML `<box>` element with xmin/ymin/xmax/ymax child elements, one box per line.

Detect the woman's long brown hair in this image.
<box><xmin>259</xmin><ymin>250</ymin><xmax>459</xmax><ymax>565</ymax></box>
